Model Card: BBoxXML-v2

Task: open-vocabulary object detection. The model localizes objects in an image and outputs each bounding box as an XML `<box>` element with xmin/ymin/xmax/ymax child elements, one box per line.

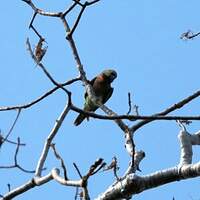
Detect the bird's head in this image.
<box><xmin>101</xmin><ymin>69</ymin><xmax>117</xmax><ymax>83</ymax></box>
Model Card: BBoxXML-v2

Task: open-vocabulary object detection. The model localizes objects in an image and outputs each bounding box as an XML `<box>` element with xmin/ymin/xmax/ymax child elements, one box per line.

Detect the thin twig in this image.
<box><xmin>26</xmin><ymin>39</ymin><xmax>58</xmax><ymax>84</ymax></box>
<box><xmin>75</xmin><ymin>186</ymin><xmax>81</xmax><ymax>200</ymax></box>
<box><xmin>29</xmin><ymin>11</ymin><xmax>44</xmax><ymax>39</ymax></box>
<box><xmin>91</xmin><ymin>162</ymin><xmax>106</xmax><ymax>175</ymax></box>
<box><xmin>131</xmin><ymin>89</ymin><xmax>200</xmax><ymax>133</ymax></box>
<box><xmin>1</xmin><ymin>109</ymin><xmax>21</xmax><ymax>147</ymax></box>
<box><xmin>133</xmin><ymin>105</ymin><xmax>139</xmax><ymax>116</ymax></box>
<box><xmin>51</xmin><ymin>143</ymin><xmax>68</xmax><ymax>180</ymax></box>
<box><xmin>7</xmin><ymin>184</ymin><xmax>11</xmax><ymax>192</ymax></box>
<box><xmin>68</xmin><ymin>4</ymin><xmax>86</xmax><ymax>37</ymax></box>
<box><xmin>29</xmin><ymin>11</ymin><xmax>37</xmax><ymax>28</ymax></box>
<box><xmin>26</xmin><ymin>38</ymin><xmax>71</xmax><ymax>95</ymax></box>
<box><xmin>72</xmin><ymin>0</ymin><xmax>84</xmax><ymax>6</ymax></box>
<box><xmin>2</xmin><ymin>137</ymin><xmax>25</xmax><ymax>146</ymax></box>
<box><xmin>14</xmin><ymin>138</ymin><xmax>20</xmax><ymax>164</ymax></box>
<box><xmin>127</xmin><ymin>92</ymin><xmax>132</xmax><ymax>115</ymax></box>
<box><xmin>85</xmin><ymin>0</ymin><xmax>101</xmax><ymax>6</ymax></box>
<box><xmin>0</xmin><ymin>77</ymin><xmax>80</xmax><ymax>112</ymax></box>
<box><xmin>103</xmin><ymin>157</ymin><xmax>119</xmax><ymax>180</ymax></box>
<box><xmin>63</xmin><ymin>2</ymin><xmax>78</xmax><ymax>17</ymax></box>
<box><xmin>0</xmin><ymin>137</ymin><xmax>35</xmax><ymax>173</ymax></box>
<box><xmin>86</xmin><ymin>158</ymin><xmax>104</xmax><ymax>177</ymax></box>
<box><xmin>180</xmin><ymin>30</ymin><xmax>200</xmax><ymax>40</ymax></box>
<box><xmin>73</xmin><ymin>163</ymin><xmax>83</xmax><ymax>179</ymax></box>
<box><xmin>22</xmin><ymin>0</ymin><xmax>61</xmax><ymax>17</ymax></box>
<box><xmin>14</xmin><ymin>139</ymin><xmax>35</xmax><ymax>173</ymax></box>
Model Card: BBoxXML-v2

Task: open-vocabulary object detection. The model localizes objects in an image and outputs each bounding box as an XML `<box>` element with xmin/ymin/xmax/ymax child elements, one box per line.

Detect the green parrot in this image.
<box><xmin>74</xmin><ymin>69</ymin><xmax>117</xmax><ymax>126</ymax></box>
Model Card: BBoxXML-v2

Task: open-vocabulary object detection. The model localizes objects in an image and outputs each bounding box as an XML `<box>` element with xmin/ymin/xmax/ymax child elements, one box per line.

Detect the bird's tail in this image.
<box><xmin>74</xmin><ymin>113</ymin><xmax>86</xmax><ymax>126</ymax></box>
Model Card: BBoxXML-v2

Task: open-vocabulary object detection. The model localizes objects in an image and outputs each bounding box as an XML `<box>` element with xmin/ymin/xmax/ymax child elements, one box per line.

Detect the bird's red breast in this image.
<box><xmin>95</xmin><ymin>74</ymin><xmax>105</xmax><ymax>82</ymax></box>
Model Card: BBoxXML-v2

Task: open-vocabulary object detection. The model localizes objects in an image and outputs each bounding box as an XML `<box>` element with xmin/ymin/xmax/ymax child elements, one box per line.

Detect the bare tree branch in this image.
<box><xmin>2</xmin><ymin>169</ymin><xmax>59</xmax><ymax>200</ymax></box>
<box><xmin>96</xmin><ymin>163</ymin><xmax>200</xmax><ymax>200</ymax></box>
<box><xmin>73</xmin><ymin>163</ymin><xmax>83</xmax><ymax>179</ymax></box>
<box><xmin>22</xmin><ymin>0</ymin><xmax>61</xmax><ymax>17</ymax></box>
<box><xmin>127</xmin><ymin>92</ymin><xmax>132</xmax><ymax>115</ymax></box>
<box><xmin>0</xmin><ymin>77</ymin><xmax>80</xmax><ymax>112</ymax></box>
<box><xmin>131</xmin><ymin>89</ymin><xmax>200</xmax><ymax>133</ymax></box>
<box><xmin>1</xmin><ymin>109</ymin><xmax>21</xmax><ymax>148</ymax></box>
<box><xmin>51</xmin><ymin>143</ymin><xmax>68</xmax><ymax>180</ymax></box>
<box><xmin>180</xmin><ymin>30</ymin><xmax>200</xmax><ymax>40</ymax></box>
<box><xmin>68</xmin><ymin>0</ymin><xmax>101</xmax><ymax>37</ymax></box>
<box><xmin>2</xmin><ymin>1</ymin><xmax>200</xmax><ymax>200</ymax></box>
<box><xmin>0</xmin><ymin>138</ymin><xmax>35</xmax><ymax>173</ymax></box>
<box><xmin>35</xmin><ymin>101</ymin><xmax>70</xmax><ymax>177</ymax></box>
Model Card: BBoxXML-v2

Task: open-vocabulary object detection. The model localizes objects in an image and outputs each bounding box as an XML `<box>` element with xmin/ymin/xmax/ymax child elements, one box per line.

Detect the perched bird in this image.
<box><xmin>74</xmin><ymin>69</ymin><xmax>117</xmax><ymax>126</ymax></box>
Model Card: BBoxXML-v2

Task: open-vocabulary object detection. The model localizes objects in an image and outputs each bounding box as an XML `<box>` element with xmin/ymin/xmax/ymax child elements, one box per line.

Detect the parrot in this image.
<box><xmin>74</xmin><ymin>69</ymin><xmax>117</xmax><ymax>126</ymax></box>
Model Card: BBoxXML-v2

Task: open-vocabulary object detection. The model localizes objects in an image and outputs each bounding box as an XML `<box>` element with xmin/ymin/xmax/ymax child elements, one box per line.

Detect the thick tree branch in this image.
<box><xmin>35</xmin><ymin>101</ymin><xmax>70</xmax><ymax>177</ymax></box>
<box><xmin>95</xmin><ymin>163</ymin><xmax>200</xmax><ymax>200</ymax></box>
<box><xmin>2</xmin><ymin>169</ymin><xmax>59</xmax><ymax>200</ymax></box>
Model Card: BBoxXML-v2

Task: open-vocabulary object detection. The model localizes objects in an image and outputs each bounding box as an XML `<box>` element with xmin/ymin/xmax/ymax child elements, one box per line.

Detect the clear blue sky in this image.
<box><xmin>1</xmin><ymin>0</ymin><xmax>200</xmax><ymax>199</ymax></box>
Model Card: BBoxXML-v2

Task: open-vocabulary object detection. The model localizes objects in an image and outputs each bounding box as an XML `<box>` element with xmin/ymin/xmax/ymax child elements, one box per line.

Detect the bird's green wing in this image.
<box><xmin>84</xmin><ymin>77</ymin><xmax>97</xmax><ymax>99</ymax></box>
<box><xmin>102</xmin><ymin>88</ymin><xmax>114</xmax><ymax>104</ymax></box>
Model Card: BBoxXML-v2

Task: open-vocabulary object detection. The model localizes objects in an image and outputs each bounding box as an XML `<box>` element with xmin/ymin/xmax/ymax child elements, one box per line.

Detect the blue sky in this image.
<box><xmin>1</xmin><ymin>0</ymin><xmax>200</xmax><ymax>199</ymax></box>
